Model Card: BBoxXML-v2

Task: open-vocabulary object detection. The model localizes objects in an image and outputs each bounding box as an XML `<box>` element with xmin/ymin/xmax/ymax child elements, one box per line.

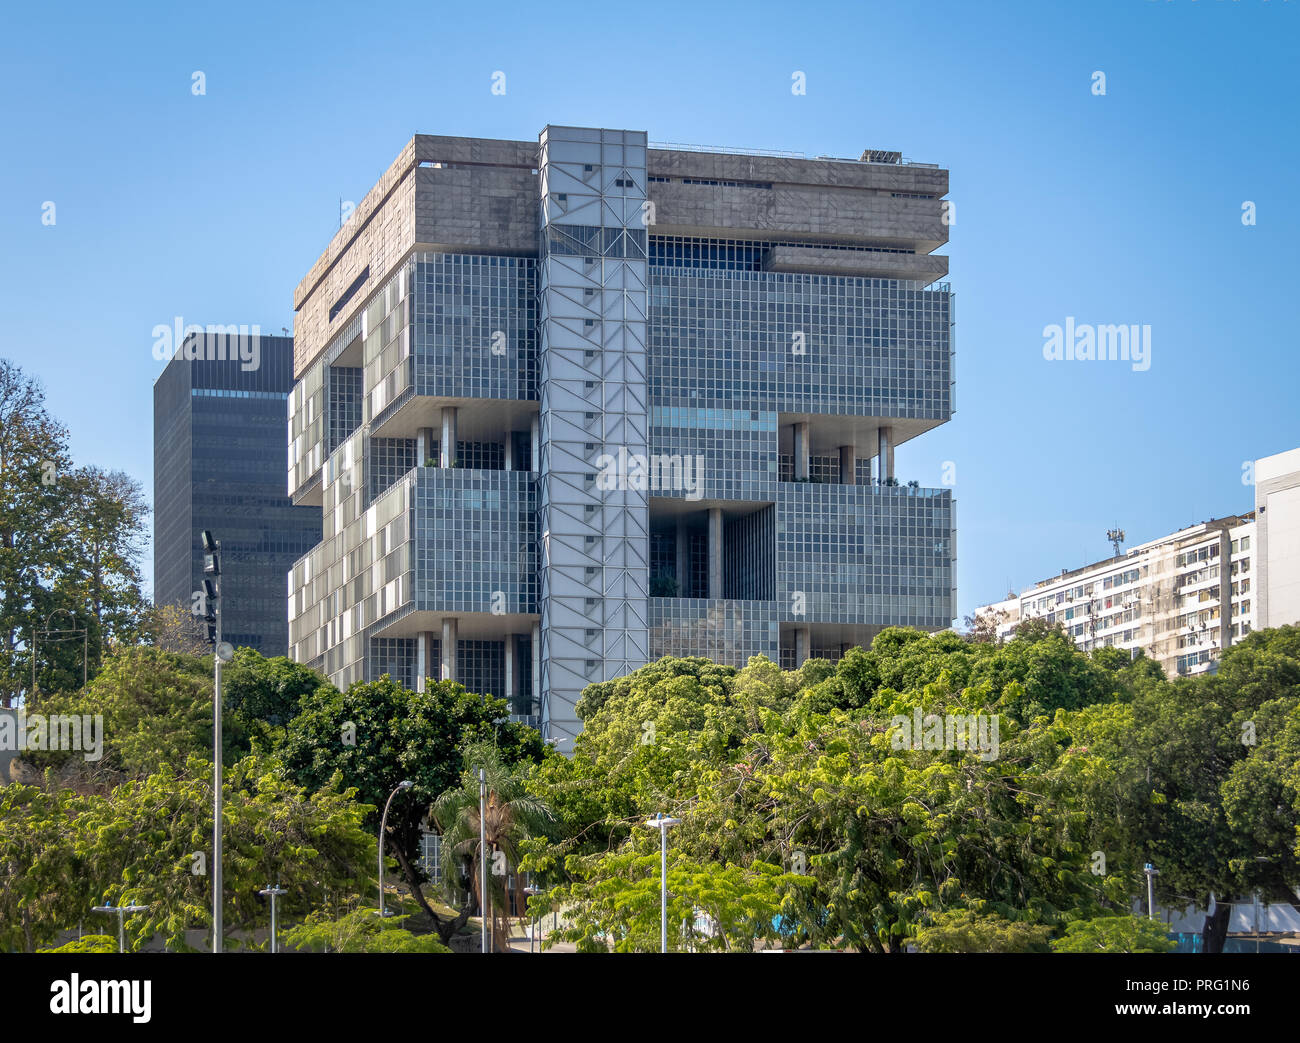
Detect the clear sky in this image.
<box><xmin>1</xmin><ymin>0</ymin><xmax>1295</xmax><ymax>617</ymax></box>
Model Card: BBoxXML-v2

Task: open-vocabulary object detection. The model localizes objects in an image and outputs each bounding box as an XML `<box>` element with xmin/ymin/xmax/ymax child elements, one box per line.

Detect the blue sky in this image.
<box><xmin>1</xmin><ymin>0</ymin><xmax>1295</xmax><ymax>617</ymax></box>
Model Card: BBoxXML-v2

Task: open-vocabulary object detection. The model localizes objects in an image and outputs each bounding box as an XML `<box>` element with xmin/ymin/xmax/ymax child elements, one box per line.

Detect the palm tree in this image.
<box><xmin>431</xmin><ymin>745</ymin><xmax>553</xmax><ymax>951</ymax></box>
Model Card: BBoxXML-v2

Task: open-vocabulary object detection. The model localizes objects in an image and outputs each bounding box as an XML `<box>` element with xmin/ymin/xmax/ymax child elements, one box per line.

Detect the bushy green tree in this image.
<box><xmin>1051</xmin><ymin>915</ymin><xmax>1176</xmax><ymax>953</ymax></box>
<box><xmin>284</xmin><ymin>907</ymin><xmax>450</xmax><ymax>953</ymax></box>
<box><xmin>913</xmin><ymin>910</ymin><xmax>1053</xmax><ymax>953</ymax></box>
<box><xmin>23</xmin><ymin>646</ymin><xmax>211</xmax><ymax>778</ymax></box>
<box><xmin>526</xmin><ymin>624</ymin><xmax>1300</xmax><ymax>954</ymax></box>
<box><xmin>24</xmin><ymin>645</ymin><xmax>337</xmax><ymax>778</ymax></box>
<box><xmin>539</xmin><ymin>851</ymin><xmax>797</xmax><ymax>952</ymax></box>
<box><xmin>0</xmin><ymin>361</ymin><xmax>150</xmax><ymax>701</ymax></box>
<box><xmin>0</xmin><ymin>359</ymin><xmax>74</xmax><ymax>706</ymax></box>
<box><xmin>38</xmin><ymin>934</ymin><xmax>117</xmax><ymax>953</ymax></box>
<box><xmin>527</xmin><ymin>640</ymin><xmax>1121</xmax><ymax>952</ymax></box>
<box><xmin>278</xmin><ymin>675</ymin><xmax>549</xmax><ymax>945</ymax></box>
<box><xmin>0</xmin><ymin>755</ymin><xmax>373</xmax><ymax>952</ymax></box>
<box><xmin>1040</xmin><ymin>627</ymin><xmax>1300</xmax><ymax>952</ymax></box>
<box><xmin>222</xmin><ymin>646</ymin><xmax>330</xmax><ymax>755</ymax></box>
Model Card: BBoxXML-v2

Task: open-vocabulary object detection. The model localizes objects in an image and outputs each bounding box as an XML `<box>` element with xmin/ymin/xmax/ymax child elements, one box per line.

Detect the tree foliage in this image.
<box><xmin>278</xmin><ymin>674</ymin><xmax>549</xmax><ymax>944</ymax></box>
<box><xmin>525</xmin><ymin>626</ymin><xmax>1300</xmax><ymax>953</ymax></box>
<box><xmin>37</xmin><ymin>934</ymin><xmax>118</xmax><ymax>953</ymax></box>
<box><xmin>0</xmin><ymin>753</ymin><xmax>373</xmax><ymax>951</ymax></box>
<box><xmin>431</xmin><ymin>743</ymin><xmax>555</xmax><ymax>950</ymax></box>
<box><xmin>283</xmin><ymin>907</ymin><xmax>450</xmax><ymax>953</ymax></box>
<box><xmin>1050</xmin><ymin>915</ymin><xmax>1177</xmax><ymax>954</ymax></box>
<box><xmin>0</xmin><ymin>361</ymin><xmax>149</xmax><ymax>703</ymax></box>
<box><xmin>913</xmin><ymin>909</ymin><xmax>1053</xmax><ymax>953</ymax></box>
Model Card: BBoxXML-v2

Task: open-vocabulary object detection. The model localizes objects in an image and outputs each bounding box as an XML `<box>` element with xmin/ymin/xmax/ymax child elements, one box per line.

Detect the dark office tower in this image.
<box><xmin>153</xmin><ymin>330</ymin><xmax>322</xmax><ymax>656</ymax></box>
<box><xmin>288</xmin><ymin>128</ymin><xmax>956</xmax><ymax>750</ymax></box>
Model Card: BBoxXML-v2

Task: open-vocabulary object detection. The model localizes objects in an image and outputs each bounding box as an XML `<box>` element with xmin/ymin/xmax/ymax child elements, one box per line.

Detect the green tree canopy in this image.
<box><xmin>277</xmin><ymin>674</ymin><xmax>549</xmax><ymax>944</ymax></box>
<box><xmin>0</xmin><ymin>754</ymin><xmax>373</xmax><ymax>952</ymax></box>
<box><xmin>0</xmin><ymin>361</ymin><xmax>150</xmax><ymax>702</ymax></box>
<box><xmin>1051</xmin><ymin>915</ymin><xmax>1177</xmax><ymax>954</ymax></box>
<box><xmin>913</xmin><ymin>909</ymin><xmax>1053</xmax><ymax>953</ymax></box>
<box><xmin>525</xmin><ymin>625</ymin><xmax>1300</xmax><ymax>953</ymax></box>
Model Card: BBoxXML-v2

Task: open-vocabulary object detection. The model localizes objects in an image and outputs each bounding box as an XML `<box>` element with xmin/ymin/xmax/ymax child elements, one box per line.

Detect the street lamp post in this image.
<box><xmin>1144</xmin><ymin>862</ymin><xmax>1160</xmax><ymax>920</ymax></box>
<box><xmin>91</xmin><ymin>902</ymin><xmax>149</xmax><ymax>953</ymax></box>
<box><xmin>378</xmin><ymin>780</ymin><xmax>414</xmax><ymax>918</ymax></box>
<box><xmin>643</xmin><ymin>813</ymin><xmax>681</xmax><ymax>953</ymax></box>
<box><xmin>259</xmin><ymin>884</ymin><xmax>288</xmax><ymax>953</ymax></box>
<box><xmin>479</xmin><ymin>767</ymin><xmax>487</xmax><ymax>953</ymax></box>
<box><xmin>201</xmin><ymin>531</ymin><xmax>233</xmax><ymax>954</ymax></box>
<box><xmin>523</xmin><ymin>884</ymin><xmax>546</xmax><ymax>953</ymax></box>
<box><xmin>1254</xmin><ymin>855</ymin><xmax>1273</xmax><ymax>954</ymax></box>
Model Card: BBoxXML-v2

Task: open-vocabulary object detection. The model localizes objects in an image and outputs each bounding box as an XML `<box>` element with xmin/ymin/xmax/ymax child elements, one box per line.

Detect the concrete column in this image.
<box><xmin>675</xmin><ymin>516</ymin><xmax>689</xmax><ymax>595</ymax></box>
<box><xmin>708</xmin><ymin>507</ymin><xmax>723</xmax><ymax>600</ymax></box>
<box><xmin>417</xmin><ymin>427</ymin><xmax>435</xmax><ymax>467</ymax></box>
<box><xmin>531</xmin><ymin>621</ymin><xmax>541</xmax><ymax>715</ymax></box>
<box><xmin>793</xmin><ymin>422</ymin><xmax>810</xmax><ymax>480</ymax></box>
<box><xmin>503</xmin><ymin>433</ymin><xmax>514</xmax><ymax>472</ymax></box>
<box><xmin>440</xmin><ymin>407</ymin><xmax>458</xmax><ymax>468</ymax></box>
<box><xmin>877</xmin><ymin>426</ymin><xmax>894</xmax><ymax>482</ymax></box>
<box><xmin>416</xmin><ymin>630</ymin><xmax>435</xmax><ymax>692</ymax></box>
<box><xmin>839</xmin><ymin>445</ymin><xmax>856</xmax><ymax>485</ymax></box>
<box><xmin>440</xmin><ymin>616</ymin><xmax>458</xmax><ymax>682</ymax></box>
<box><xmin>504</xmin><ymin>634</ymin><xmax>514</xmax><ymax>710</ymax></box>
<box><xmin>1218</xmin><ymin>529</ymin><xmax>1233</xmax><ymax>652</ymax></box>
<box><xmin>530</xmin><ymin>414</ymin><xmax>540</xmax><ymax>472</ymax></box>
<box><xmin>795</xmin><ymin>626</ymin><xmax>810</xmax><ymax>665</ymax></box>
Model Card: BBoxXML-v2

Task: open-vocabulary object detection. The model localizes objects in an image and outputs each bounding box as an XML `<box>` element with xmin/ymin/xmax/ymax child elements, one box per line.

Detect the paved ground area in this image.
<box><xmin>503</xmin><ymin>922</ymin><xmax>576</xmax><ymax>952</ymax></box>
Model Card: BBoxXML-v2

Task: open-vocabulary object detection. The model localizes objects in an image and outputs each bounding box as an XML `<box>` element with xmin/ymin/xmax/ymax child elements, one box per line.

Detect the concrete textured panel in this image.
<box><xmin>648</xmin><ymin>180</ymin><xmax>948</xmax><ymax>249</ymax></box>
<box><xmin>648</xmin><ymin>148</ymin><xmax>948</xmax><ymax>196</ymax></box>
<box><xmin>413</xmin><ymin>166</ymin><xmax>537</xmax><ymax>253</ymax></box>
<box><xmin>765</xmin><ymin>245</ymin><xmax>948</xmax><ymax>283</ymax></box>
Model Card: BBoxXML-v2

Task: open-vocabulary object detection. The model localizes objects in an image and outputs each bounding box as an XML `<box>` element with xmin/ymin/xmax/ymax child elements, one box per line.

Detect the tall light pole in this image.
<box><xmin>92</xmin><ymin>902</ymin><xmax>149</xmax><ymax>953</ymax></box>
<box><xmin>643</xmin><ymin>813</ymin><xmax>681</xmax><ymax>953</ymax></box>
<box><xmin>1253</xmin><ymin>855</ymin><xmax>1273</xmax><ymax>954</ymax></box>
<box><xmin>524</xmin><ymin>885</ymin><xmax>537</xmax><ymax>953</ymax></box>
<box><xmin>479</xmin><ymin>767</ymin><xmax>487</xmax><ymax>953</ymax></box>
<box><xmin>202</xmin><ymin>531</ymin><xmax>232</xmax><ymax>954</ymax></box>
<box><xmin>1144</xmin><ymin>862</ymin><xmax>1160</xmax><ymax>919</ymax></box>
<box><xmin>524</xmin><ymin>884</ymin><xmax>547</xmax><ymax>953</ymax></box>
<box><xmin>378</xmin><ymin>780</ymin><xmax>413</xmax><ymax>918</ymax></box>
<box><xmin>259</xmin><ymin>884</ymin><xmax>288</xmax><ymax>953</ymax></box>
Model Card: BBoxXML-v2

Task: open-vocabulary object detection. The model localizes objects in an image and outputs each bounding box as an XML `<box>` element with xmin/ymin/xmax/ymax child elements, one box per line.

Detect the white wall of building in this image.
<box><xmin>1256</xmin><ymin>447</ymin><xmax>1300</xmax><ymax>629</ymax></box>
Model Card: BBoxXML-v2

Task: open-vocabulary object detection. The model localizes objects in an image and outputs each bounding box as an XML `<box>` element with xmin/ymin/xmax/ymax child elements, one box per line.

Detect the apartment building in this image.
<box><xmin>286</xmin><ymin>126</ymin><xmax>956</xmax><ymax>747</ymax></box>
<box><xmin>975</xmin><ymin>447</ymin><xmax>1300</xmax><ymax>677</ymax></box>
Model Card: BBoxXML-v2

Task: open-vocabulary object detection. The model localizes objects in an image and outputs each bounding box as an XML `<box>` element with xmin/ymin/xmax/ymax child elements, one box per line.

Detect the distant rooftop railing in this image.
<box><xmin>649</xmin><ymin>141</ymin><xmax>939</xmax><ymax>167</ymax></box>
<box><xmin>650</xmin><ymin>141</ymin><xmax>805</xmax><ymax>159</ymax></box>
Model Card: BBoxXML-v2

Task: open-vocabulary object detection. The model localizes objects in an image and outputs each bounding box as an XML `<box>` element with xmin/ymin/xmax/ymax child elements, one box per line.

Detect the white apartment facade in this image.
<box><xmin>975</xmin><ymin>448</ymin><xmax>1300</xmax><ymax>678</ymax></box>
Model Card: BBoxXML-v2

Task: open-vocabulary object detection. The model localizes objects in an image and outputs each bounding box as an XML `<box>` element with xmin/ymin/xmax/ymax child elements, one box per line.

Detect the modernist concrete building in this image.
<box><xmin>974</xmin><ymin>447</ymin><xmax>1300</xmax><ymax>677</ymax></box>
<box><xmin>154</xmin><ymin>332</ymin><xmax>322</xmax><ymax>656</ymax></box>
<box><xmin>287</xmin><ymin>126</ymin><xmax>956</xmax><ymax>747</ymax></box>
